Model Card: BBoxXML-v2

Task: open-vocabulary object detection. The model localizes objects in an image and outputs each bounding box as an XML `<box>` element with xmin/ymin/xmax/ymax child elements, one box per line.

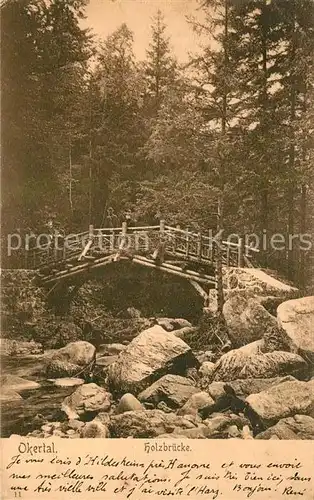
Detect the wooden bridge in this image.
<box><xmin>28</xmin><ymin>221</ymin><xmax>258</xmax><ymax>306</ymax></box>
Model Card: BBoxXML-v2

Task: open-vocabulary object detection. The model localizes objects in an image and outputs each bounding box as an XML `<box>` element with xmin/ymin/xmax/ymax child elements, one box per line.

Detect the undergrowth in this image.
<box><xmin>182</xmin><ymin>311</ymin><xmax>230</xmax><ymax>354</ymax></box>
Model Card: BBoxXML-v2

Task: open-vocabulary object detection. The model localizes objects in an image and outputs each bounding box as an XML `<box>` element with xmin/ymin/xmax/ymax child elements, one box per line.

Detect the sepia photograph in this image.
<box><xmin>1</xmin><ymin>0</ymin><xmax>314</xmax><ymax>447</ymax></box>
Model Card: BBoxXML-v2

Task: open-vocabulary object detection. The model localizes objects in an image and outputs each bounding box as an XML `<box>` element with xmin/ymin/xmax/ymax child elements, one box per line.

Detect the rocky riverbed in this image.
<box><xmin>1</xmin><ymin>268</ymin><xmax>313</xmax><ymax>440</ymax></box>
<box><xmin>1</xmin><ymin>304</ymin><xmax>314</xmax><ymax>440</ymax></box>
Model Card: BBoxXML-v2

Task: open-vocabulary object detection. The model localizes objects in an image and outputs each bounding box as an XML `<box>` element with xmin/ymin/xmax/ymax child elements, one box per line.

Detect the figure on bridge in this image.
<box><xmin>124</xmin><ymin>209</ymin><xmax>135</xmax><ymax>229</ymax></box>
<box><xmin>104</xmin><ymin>207</ymin><xmax>119</xmax><ymax>228</ymax></box>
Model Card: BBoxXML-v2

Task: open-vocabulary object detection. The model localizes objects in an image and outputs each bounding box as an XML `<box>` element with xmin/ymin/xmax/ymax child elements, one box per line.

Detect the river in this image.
<box><xmin>1</xmin><ymin>354</ymin><xmax>74</xmax><ymax>437</ymax></box>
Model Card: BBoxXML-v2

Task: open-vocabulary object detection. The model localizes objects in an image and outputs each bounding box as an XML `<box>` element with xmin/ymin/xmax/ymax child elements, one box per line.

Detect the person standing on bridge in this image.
<box><xmin>124</xmin><ymin>209</ymin><xmax>135</xmax><ymax>230</ymax></box>
<box><xmin>104</xmin><ymin>207</ymin><xmax>119</xmax><ymax>228</ymax></box>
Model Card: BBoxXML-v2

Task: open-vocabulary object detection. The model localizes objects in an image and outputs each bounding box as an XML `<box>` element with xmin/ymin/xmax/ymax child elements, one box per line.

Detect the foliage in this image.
<box><xmin>183</xmin><ymin>312</ymin><xmax>230</xmax><ymax>353</ymax></box>
<box><xmin>1</xmin><ymin>0</ymin><xmax>92</xmax><ymax>232</ymax></box>
<box><xmin>144</xmin><ymin>9</ymin><xmax>178</xmax><ymax>112</ymax></box>
<box><xmin>1</xmin><ymin>0</ymin><xmax>313</xmax><ymax>288</ymax></box>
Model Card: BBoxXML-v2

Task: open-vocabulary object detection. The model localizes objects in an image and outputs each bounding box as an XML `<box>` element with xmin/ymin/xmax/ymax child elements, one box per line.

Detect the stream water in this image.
<box><xmin>1</xmin><ymin>354</ymin><xmax>74</xmax><ymax>437</ymax></box>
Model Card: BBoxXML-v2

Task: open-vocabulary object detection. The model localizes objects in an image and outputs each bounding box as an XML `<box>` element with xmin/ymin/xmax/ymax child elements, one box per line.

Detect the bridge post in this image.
<box><xmin>197</xmin><ymin>232</ymin><xmax>202</xmax><ymax>260</ymax></box>
<box><xmin>185</xmin><ymin>227</ymin><xmax>190</xmax><ymax>258</ymax></box>
<box><xmin>119</xmin><ymin>221</ymin><xmax>127</xmax><ymax>250</ymax></box>
<box><xmin>152</xmin><ymin>220</ymin><xmax>165</xmax><ymax>265</ymax></box>
<box><xmin>122</xmin><ymin>221</ymin><xmax>127</xmax><ymax>237</ymax></box>
<box><xmin>88</xmin><ymin>224</ymin><xmax>94</xmax><ymax>249</ymax></box>
<box><xmin>113</xmin><ymin>222</ymin><xmax>128</xmax><ymax>261</ymax></box>
<box><xmin>238</xmin><ymin>237</ymin><xmax>245</xmax><ymax>267</ymax></box>
<box><xmin>174</xmin><ymin>224</ymin><xmax>180</xmax><ymax>252</ymax></box>
<box><xmin>53</xmin><ymin>239</ymin><xmax>58</xmax><ymax>262</ymax></box>
<box><xmin>226</xmin><ymin>245</ymin><xmax>230</xmax><ymax>266</ymax></box>
<box><xmin>208</xmin><ymin>231</ymin><xmax>213</xmax><ymax>262</ymax></box>
<box><xmin>160</xmin><ymin>219</ymin><xmax>165</xmax><ymax>250</ymax></box>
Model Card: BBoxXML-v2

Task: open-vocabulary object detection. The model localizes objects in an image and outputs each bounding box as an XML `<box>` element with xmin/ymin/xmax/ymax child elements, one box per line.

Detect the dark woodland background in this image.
<box><xmin>1</xmin><ymin>0</ymin><xmax>314</xmax><ymax>289</ymax></box>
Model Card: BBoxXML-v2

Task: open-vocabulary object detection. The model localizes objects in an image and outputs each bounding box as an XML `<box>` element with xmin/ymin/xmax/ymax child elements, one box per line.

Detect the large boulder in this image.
<box><xmin>156</xmin><ymin>318</ymin><xmax>175</xmax><ymax>331</ymax></box>
<box><xmin>203</xmin><ymin>413</ymin><xmax>250</xmax><ymax>438</ymax></box>
<box><xmin>138</xmin><ymin>375</ymin><xmax>198</xmax><ymax>409</ymax></box>
<box><xmin>199</xmin><ymin>362</ymin><xmax>216</xmax><ymax>378</ymax></box>
<box><xmin>107</xmin><ymin>326</ymin><xmax>199</xmax><ymax>394</ymax></box>
<box><xmin>172</xmin><ymin>318</ymin><xmax>193</xmax><ymax>329</ymax></box>
<box><xmin>200</xmin><ymin>345</ymin><xmax>260</xmax><ymax>386</ymax></box>
<box><xmin>109</xmin><ymin>409</ymin><xmax>199</xmax><ymax>438</ymax></box>
<box><xmin>261</xmin><ymin>325</ymin><xmax>295</xmax><ymax>354</ymax></box>
<box><xmin>46</xmin><ymin>341</ymin><xmax>96</xmax><ymax>378</ymax></box>
<box><xmin>80</xmin><ymin>420</ymin><xmax>109</xmax><ymax>438</ymax></box>
<box><xmin>277</xmin><ymin>296</ymin><xmax>314</xmax><ymax>363</ymax></box>
<box><xmin>172</xmin><ymin>327</ymin><xmax>198</xmax><ymax>341</ymax></box>
<box><xmin>211</xmin><ymin>349</ymin><xmax>307</xmax><ymax>382</ymax></box>
<box><xmin>116</xmin><ymin>394</ymin><xmax>144</xmax><ymax>414</ymax></box>
<box><xmin>61</xmin><ymin>383</ymin><xmax>112</xmax><ymax>420</ymax></box>
<box><xmin>236</xmin><ymin>352</ymin><xmax>306</xmax><ymax>380</ymax></box>
<box><xmin>199</xmin><ymin>378</ymin><xmax>299</xmax><ymax>422</ymax></box>
<box><xmin>246</xmin><ymin>379</ymin><xmax>314</xmax><ymax>426</ymax></box>
<box><xmin>0</xmin><ymin>375</ymin><xmax>40</xmax><ymax>392</ymax></box>
<box><xmin>204</xmin><ymin>376</ymin><xmax>296</xmax><ymax>401</ymax></box>
<box><xmin>223</xmin><ymin>293</ymin><xmax>277</xmax><ymax>347</ymax></box>
<box><xmin>178</xmin><ymin>392</ymin><xmax>215</xmax><ymax>416</ymax></box>
<box><xmin>234</xmin><ymin>340</ymin><xmax>264</xmax><ymax>355</ymax></box>
<box><xmin>256</xmin><ymin>415</ymin><xmax>314</xmax><ymax>440</ymax></box>
<box><xmin>201</xmin><ymin>381</ymin><xmax>226</xmax><ymax>401</ymax></box>
<box><xmin>227</xmin><ymin>377</ymin><xmax>296</xmax><ymax>398</ymax></box>
<box><xmin>223</xmin><ymin>268</ymin><xmax>298</xmax><ymax>298</ymax></box>
<box><xmin>0</xmin><ymin>390</ymin><xmax>23</xmax><ymax>402</ymax></box>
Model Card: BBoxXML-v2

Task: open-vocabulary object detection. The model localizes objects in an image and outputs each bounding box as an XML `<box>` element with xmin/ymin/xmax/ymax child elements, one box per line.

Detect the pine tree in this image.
<box><xmin>1</xmin><ymin>0</ymin><xmax>45</xmax><ymax>231</ymax></box>
<box><xmin>277</xmin><ymin>0</ymin><xmax>314</xmax><ymax>281</ymax></box>
<box><xmin>190</xmin><ymin>0</ymin><xmax>245</xmax><ymax>313</ymax></box>
<box><xmin>1</xmin><ymin>0</ymin><xmax>92</xmax><ymax>233</ymax></box>
<box><xmin>226</xmin><ymin>0</ymin><xmax>314</xmax><ymax>279</ymax></box>
<box><xmin>91</xmin><ymin>24</ymin><xmax>145</xmax><ymax>224</ymax></box>
<box><xmin>144</xmin><ymin>9</ymin><xmax>177</xmax><ymax>113</ymax></box>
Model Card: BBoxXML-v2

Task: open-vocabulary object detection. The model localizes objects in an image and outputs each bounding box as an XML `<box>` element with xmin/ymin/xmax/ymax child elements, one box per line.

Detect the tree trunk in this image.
<box><xmin>155</xmin><ymin>28</ymin><xmax>160</xmax><ymax>110</ymax></box>
<box><xmin>299</xmin><ymin>77</ymin><xmax>310</xmax><ymax>291</ymax></box>
<box><xmin>259</xmin><ymin>0</ymin><xmax>269</xmax><ymax>267</ymax></box>
<box><xmin>216</xmin><ymin>195</ymin><xmax>224</xmax><ymax>315</ymax></box>
<box><xmin>88</xmin><ymin>137</ymin><xmax>92</xmax><ymax>227</ymax></box>
<box><xmin>216</xmin><ymin>0</ymin><xmax>229</xmax><ymax>316</ymax></box>
<box><xmin>88</xmin><ymin>84</ymin><xmax>93</xmax><ymax>227</ymax></box>
<box><xmin>287</xmin><ymin>171</ymin><xmax>295</xmax><ymax>280</ymax></box>
<box><xmin>69</xmin><ymin>135</ymin><xmax>73</xmax><ymax>215</ymax></box>
<box><xmin>299</xmin><ymin>184</ymin><xmax>307</xmax><ymax>290</ymax></box>
<box><xmin>287</xmin><ymin>0</ymin><xmax>297</xmax><ymax>281</ymax></box>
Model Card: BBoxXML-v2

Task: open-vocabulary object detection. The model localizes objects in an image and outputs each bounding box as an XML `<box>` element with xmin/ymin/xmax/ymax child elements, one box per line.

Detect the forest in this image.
<box><xmin>1</xmin><ymin>0</ymin><xmax>314</xmax><ymax>289</ymax></box>
<box><xmin>1</xmin><ymin>1</ymin><xmax>314</xmax><ymax>446</ymax></box>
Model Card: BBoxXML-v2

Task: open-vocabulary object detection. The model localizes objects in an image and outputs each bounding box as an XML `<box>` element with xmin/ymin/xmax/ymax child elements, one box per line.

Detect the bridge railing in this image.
<box><xmin>91</xmin><ymin>225</ymin><xmax>161</xmax><ymax>255</ymax></box>
<box><xmin>3</xmin><ymin>221</ymin><xmax>259</xmax><ymax>270</ymax></box>
<box><xmin>162</xmin><ymin>225</ymin><xmax>259</xmax><ymax>265</ymax></box>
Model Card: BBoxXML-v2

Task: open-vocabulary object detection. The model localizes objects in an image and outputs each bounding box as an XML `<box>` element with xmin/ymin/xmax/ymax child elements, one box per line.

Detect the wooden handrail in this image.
<box><xmin>17</xmin><ymin>220</ymin><xmax>259</xmax><ymax>272</ymax></box>
<box><xmin>164</xmin><ymin>225</ymin><xmax>203</xmax><ymax>238</ymax></box>
<box><xmin>94</xmin><ymin>225</ymin><xmax>160</xmax><ymax>232</ymax></box>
